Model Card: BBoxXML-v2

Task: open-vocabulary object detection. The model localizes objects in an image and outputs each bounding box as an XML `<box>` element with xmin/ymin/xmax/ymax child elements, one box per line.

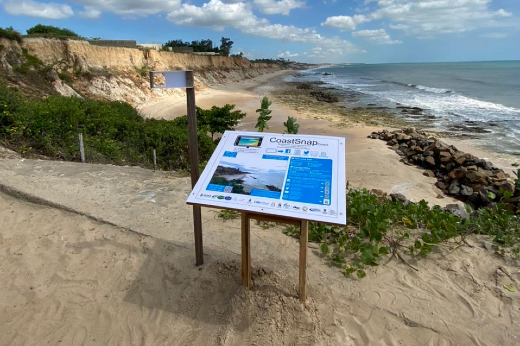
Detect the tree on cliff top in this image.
<box><xmin>219</xmin><ymin>37</ymin><xmax>233</xmax><ymax>57</ymax></box>
<box><xmin>26</xmin><ymin>24</ymin><xmax>80</xmax><ymax>38</ymax></box>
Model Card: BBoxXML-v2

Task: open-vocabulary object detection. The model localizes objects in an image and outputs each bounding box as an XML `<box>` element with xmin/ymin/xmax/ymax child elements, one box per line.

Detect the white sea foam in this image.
<box><xmin>298</xmin><ymin>64</ymin><xmax>520</xmax><ymax>155</ymax></box>
<box><xmin>414</xmin><ymin>85</ymin><xmax>452</xmax><ymax>94</ymax></box>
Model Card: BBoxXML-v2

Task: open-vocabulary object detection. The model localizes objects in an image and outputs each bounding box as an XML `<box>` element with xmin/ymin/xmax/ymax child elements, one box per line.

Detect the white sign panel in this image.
<box><xmin>150</xmin><ymin>71</ymin><xmax>191</xmax><ymax>89</ymax></box>
<box><xmin>187</xmin><ymin>131</ymin><xmax>346</xmax><ymax>225</ymax></box>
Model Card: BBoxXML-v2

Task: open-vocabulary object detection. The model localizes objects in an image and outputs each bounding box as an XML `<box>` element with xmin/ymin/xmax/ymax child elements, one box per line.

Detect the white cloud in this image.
<box><xmin>3</xmin><ymin>0</ymin><xmax>74</xmax><ymax>19</ymax></box>
<box><xmin>166</xmin><ymin>0</ymin><xmax>251</xmax><ymax>31</ymax></box>
<box><xmin>302</xmin><ymin>45</ymin><xmax>367</xmax><ymax>59</ymax></box>
<box><xmin>321</xmin><ymin>14</ymin><xmax>369</xmax><ymax>30</ymax></box>
<box><xmin>278</xmin><ymin>50</ymin><xmax>299</xmax><ymax>58</ymax></box>
<box><xmin>68</xmin><ymin>0</ymin><xmax>181</xmax><ymax>17</ymax></box>
<box><xmin>253</xmin><ymin>0</ymin><xmax>305</xmax><ymax>16</ymax></box>
<box><xmin>352</xmin><ymin>29</ymin><xmax>402</xmax><ymax>44</ymax></box>
<box><xmin>323</xmin><ymin>0</ymin><xmax>514</xmax><ymax>37</ymax></box>
<box><xmin>167</xmin><ymin>0</ymin><xmax>360</xmax><ymax>57</ymax></box>
<box><xmin>79</xmin><ymin>6</ymin><xmax>100</xmax><ymax>19</ymax></box>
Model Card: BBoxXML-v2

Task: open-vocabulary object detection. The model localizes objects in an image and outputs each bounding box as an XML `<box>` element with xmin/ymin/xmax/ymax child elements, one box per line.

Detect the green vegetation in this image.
<box><xmin>215</xmin><ymin>209</ymin><xmax>240</xmax><ymax>221</ymax></box>
<box><xmin>219</xmin><ymin>37</ymin><xmax>233</xmax><ymax>57</ymax></box>
<box><xmin>209</xmin><ymin>176</ymin><xmax>246</xmax><ymax>194</ymax></box>
<box><xmin>196</xmin><ymin>104</ymin><xmax>246</xmax><ymax>140</ymax></box>
<box><xmin>255</xmin><ymin>97</ymin><xmax>272</xmax><ymax>132</ymax></box>
<box><xmin>13</xmin><ymin>48</ymin><xmax>44</xmax><ymax>74</ymax></box>
<box><xmin>284</xmin><ymin>116</ymin><xmax>299</xmax><ymax>134</ymax></box>
<box><xmin>163</xmin><ymin>37</ymin><xmax>234</xmax><ymax>56</ymax></box>
<box><xmin>0</xmin><ymin>26</ymin><xmax>23</xmax><ymax>42</ymax></box>
<box><xmin>58</xmin><ymin>71</ymin><xmax>73</xmax><ymax>83</ymax></box>
<box><xmin>251</xmin><ymin>58</ymin><xmax>294</xmax><ymax>67</ymax></box>
<box><xmin>164</xmin><ymin>39</ymin><xmax>217</xmax><ymax>52</ymax></box>
<box><xmin>283</xmin><ymin>187</ymin><xmax>520</xmax><ymax>279</ymax></box>
<box><xmin>0</xmin><ymin>84</ymin><xmax>215</xmax><ymax>170</ymax></box>
<box><xmin>26</xmin><ymin>24</ymin><xmax>80</xmax><ymax>39</ymax></box>
<box><xmin>133</xmin><ymin>65</ymin><xmax>149</xmax><ymax>78</ymax></box>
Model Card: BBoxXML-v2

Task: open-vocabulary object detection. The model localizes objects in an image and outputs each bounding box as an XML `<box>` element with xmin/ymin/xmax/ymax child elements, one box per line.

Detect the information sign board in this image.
<box><xmin>150</xmin><ymin>71</ymin><xmax>192</xmax><ymax>89</ymax></box>
<box><xmin>187</xmin><ymin>131</ymin><xmax>346</xmax><ymax>225</ymax></box>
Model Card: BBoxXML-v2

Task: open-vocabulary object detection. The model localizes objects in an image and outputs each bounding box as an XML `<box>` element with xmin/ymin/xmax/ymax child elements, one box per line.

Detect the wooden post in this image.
<box><xmin>299</xmin><ymin>220</ymin><xmax>309</xmax><ymax>303</ymax></box>
<box><xmin>78</xmin><ymin>133</ymin><xmax>85</xmax><ymax>163</ymax></box>
<box><xmin>149</xmin><ymin>71</ymin><xmax>154</xmax><ymax>89</ymax></box>
<box><xmin>186</xmin><ymin>71</ymin><xmax>203</xmax><ymax>266</ymax></box>
<box><xmin>241</xmin><ymin>212</ymin><xmax>252</xmax><ymax>289</ymax></box>
<box><xmin>153</xmin><ymin>149</ymin><xmax>157</xmax><ymax>171</ymax></box>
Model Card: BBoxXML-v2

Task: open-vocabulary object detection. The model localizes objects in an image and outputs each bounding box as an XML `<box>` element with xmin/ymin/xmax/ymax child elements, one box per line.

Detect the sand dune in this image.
<box><xmin>1</xmin><ymin>158</ymin><xmax>519</xmax><ymax>345</ymax></box>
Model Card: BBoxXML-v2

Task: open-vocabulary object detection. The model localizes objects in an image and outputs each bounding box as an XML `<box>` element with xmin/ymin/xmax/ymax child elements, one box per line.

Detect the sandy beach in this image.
<box><xmin>1</xmin><ymin>69</ymin><xmax>519</xmax><ymax>346</ymax></box>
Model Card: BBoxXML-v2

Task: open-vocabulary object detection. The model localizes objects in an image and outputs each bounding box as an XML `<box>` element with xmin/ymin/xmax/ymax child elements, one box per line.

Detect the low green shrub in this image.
<box><xmin>283</xmin><ymin>187</ymin><xmax>520</xmax><ymax>279</ymax></box>
<box><xmin>0</xmin><ymin>27</ymin><xmax>22</xmax><ymax>42</ymax></box>
<box><xmin>134</xmin><ymin>66</ymin><xmax>149</xmax><ymax>78</ymax></box>
<box><xmin>13</xmin><ymin>48</ymin><xmax>44</xmax><ymax>75</ymax></box>
<box><xmin>26</xmin><ymin>24</ymin><xmax>80</xmax><ymax>38</ymax></box>
<box><xmin>58</xmin><ymin>71</ymin><xmax>73</xmax><ymax>83</ymax></box>
<box><xmin>0</xmin><ymin>84</ymin><xmax>216</xmax><ymax>170</ymax></box>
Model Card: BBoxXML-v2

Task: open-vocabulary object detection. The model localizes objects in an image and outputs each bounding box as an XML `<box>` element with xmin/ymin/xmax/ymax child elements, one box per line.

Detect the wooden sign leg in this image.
<box><xmin>193</xmin><ymin>205</ymin><xmax>204</xmax><ymax>266</ymax></box>
<box><xmin>299</xmin><ymin>220</ymin><xmax>309</xmax><ymax>303</ymax></box>
<box><xmin>241</xmin><ymin>212</ymin><xmax>252</xmax><ymax>289</ymax></box>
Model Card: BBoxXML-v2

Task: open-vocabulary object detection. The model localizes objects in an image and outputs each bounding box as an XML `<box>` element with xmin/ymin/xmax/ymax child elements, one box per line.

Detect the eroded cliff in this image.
<box><xmin>0</xmin><ymin>37</ymin><xmax>281</xmax><ymax>105</ymax></box>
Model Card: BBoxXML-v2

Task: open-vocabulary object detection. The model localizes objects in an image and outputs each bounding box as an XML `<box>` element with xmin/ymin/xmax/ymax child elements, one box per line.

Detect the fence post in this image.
<box><xmin>153</xmin><ymin>149</ymin><xmax>157</xmax><ymax>171</ymax></box>
<box><xmin>78</xmin><ymin>133</ymin><xmax>85</xmax><ymax>163</ymax></box>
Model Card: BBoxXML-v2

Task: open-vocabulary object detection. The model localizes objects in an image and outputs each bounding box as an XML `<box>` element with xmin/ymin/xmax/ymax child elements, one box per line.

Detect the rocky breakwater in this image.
<box><xmin>369</xmin><ymin>128</ymin><xmax>519</xmax><ymax>212</ymax></box>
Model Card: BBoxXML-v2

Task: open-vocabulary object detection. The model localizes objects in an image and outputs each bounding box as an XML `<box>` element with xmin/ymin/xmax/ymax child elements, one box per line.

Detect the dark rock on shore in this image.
<box><xmin>368</xmin><ymin>127</ymin><xmax>519</xmax><ymax>212</ymax></box>
<box><xmin>310</xmin><ymin>91</ymin><xmax>339</xmax><ymax>103</ymax></box>
<box><xmin>397</xmin><ymin>106</ymin><xmax>424</xmax><ymax>115</ymax></box>
<box><xmin>390</xmin><ymin>193</ymin><xmax>409</xmax><ymax>204</ymax></box>
<box><xmin>444</xmin><ymin>204</ymin><xmax>470</xmax><ymax>219</ymax></box>
<box><xmin>296</xmin><ymin>83</ymin><xmax>313</xmax><ymax>90</ymax></box>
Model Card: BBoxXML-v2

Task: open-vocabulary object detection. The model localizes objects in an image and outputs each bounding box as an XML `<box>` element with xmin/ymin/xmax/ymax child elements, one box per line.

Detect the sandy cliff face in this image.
<box><xmin>0</xmin><ymin>37</ymin><xmax>280</xmax><ymax>105</ymax></box>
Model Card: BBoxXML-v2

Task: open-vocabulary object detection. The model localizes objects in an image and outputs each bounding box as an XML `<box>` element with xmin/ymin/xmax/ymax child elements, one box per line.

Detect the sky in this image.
<box><xmin>0</xmin><ymin>0</ymin><xmax>518</xmax><ymax>63</ymax></box>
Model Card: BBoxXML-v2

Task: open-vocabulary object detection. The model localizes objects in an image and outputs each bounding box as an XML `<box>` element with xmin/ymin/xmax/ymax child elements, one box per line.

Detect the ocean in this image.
<box><xmin>295</xmin><ymin>61</ymin><xmax>520</xmax><ymax>156</ymax></box>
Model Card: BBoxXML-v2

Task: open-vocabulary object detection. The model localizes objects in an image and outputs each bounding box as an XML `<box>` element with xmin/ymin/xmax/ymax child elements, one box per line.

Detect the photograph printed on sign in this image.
<box><xmin>207</xmin><ymin>154</ymin><xmax>288</xmax><ymax>198</ymax></box>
